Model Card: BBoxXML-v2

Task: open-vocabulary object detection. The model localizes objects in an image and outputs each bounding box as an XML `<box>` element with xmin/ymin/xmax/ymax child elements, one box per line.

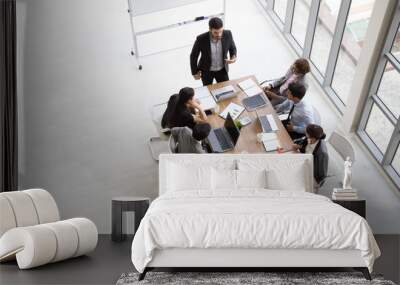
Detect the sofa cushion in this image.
<box><xmin>1</xmin><ymin>192</ymin><xmax>39</xmax><ymax>227</ymax></box>
<box><xmin>0</xmin><ymin>196</ymin><xmax>17</xmax><ymax>237</ymax></box>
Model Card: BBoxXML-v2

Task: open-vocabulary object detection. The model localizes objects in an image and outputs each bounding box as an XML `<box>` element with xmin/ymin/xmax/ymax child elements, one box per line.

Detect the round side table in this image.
<box><xmin>111</xmin><ymin>196</ymin><xmax>150</xmax><ymax>242</ymax></box>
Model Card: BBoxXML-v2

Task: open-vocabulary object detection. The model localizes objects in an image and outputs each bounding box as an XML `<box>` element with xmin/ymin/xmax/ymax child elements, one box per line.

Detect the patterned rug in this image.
<box><xmin>116</xmin><ymin>271</ymin><xmax>396</xmax><ymax>285</ymax></box>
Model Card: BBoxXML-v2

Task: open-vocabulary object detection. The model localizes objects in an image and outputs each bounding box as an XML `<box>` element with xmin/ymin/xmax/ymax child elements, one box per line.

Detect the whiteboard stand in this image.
<box><xmin>127</xmin><ymin>0</ymin><xmax>226</xmax><ymax>70</ymax></box>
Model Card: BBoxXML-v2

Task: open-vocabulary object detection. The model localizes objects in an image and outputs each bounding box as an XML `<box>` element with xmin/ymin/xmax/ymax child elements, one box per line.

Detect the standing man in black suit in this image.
<box><xmin>190</xmin><ymin>17</ymin><xmax>237</xmax><ymax>86</ymax></box>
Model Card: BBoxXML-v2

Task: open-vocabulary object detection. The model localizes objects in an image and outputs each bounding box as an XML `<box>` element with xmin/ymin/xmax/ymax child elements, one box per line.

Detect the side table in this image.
<box><xmin>112</xmin><ymin>196</ymin><xmax>150</xmax><ymax>242</ymax></box>
<box><xmin>332</xmin><ymin>199</ymin><xmax>366</xmax><ymax>218</ymax></box>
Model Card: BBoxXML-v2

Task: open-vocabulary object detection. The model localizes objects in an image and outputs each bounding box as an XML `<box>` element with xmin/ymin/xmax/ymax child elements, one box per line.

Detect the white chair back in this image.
<box><xmin>313</xmin><ymin>106</ymin><xmax>321</xmax><ymax>125</ymax></box>
<box><xmin>328</xmin><ymin>131</ymin><xmax>355</xmax><ymax>163</ymax></box>
<box><xmin>0</xmin><ymin>189</ymin><xmax>60</xmax><ymax>237</ymax></box>
<box><xmin>168</xmin><ymin>135</ymin><xmax>177</xmax><ymax>153</ymax></box>
<box><xmin>150</xmin><ymin>102</ymin><xmax>170</xmax><ymax>140</ymax></box>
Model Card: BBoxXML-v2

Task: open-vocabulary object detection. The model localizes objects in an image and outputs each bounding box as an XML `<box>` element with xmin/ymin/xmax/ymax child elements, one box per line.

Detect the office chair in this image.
<box><xmin>148</xmin><ymin>103</ymin><xmax>171</xmax><ymax>161</ymax></box>
<box><xmin>313</xmin><ymin>106</ymin><xmax>322</xmax><ymax>125</ymax></box>
<box><xmin>315</xmin><ymin>131</ymin><xmax>355</xmax><ymax>192</ymax></box>
<box><xmin>328</xmin><ymin>131</ymin><xmax>355</xmax><ymax>164</ymax></box>
<box><xmin>169</xmin><ymin>135</ymin><xmax>177</xmax><ymax>153</ymax></box>
<box><xmin>259</xmin><ymin>78</ymin><xmax>280</xmax><ymax>87</ymax></box>
<box><xmin>150</xmin><ymin>102</ymin><xmax>170</xmax><ymax>140</ymax></box>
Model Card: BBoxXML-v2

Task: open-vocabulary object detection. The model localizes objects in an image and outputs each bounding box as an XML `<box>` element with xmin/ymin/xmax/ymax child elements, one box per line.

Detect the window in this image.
<box><xmin>376</xmin><ymin>61</ymin><xmax>400</xmax><ymax>118</ymax></box>
<box><xmin>390</xmin><ymin>24</ymin><xmax>400</xmax><ymax>62</ymax></box>
<box><xmin>273</xmin><ymin>0</ymin><xmax>288</xmax><ymax>23</ymax></box>
<box><xmin>290</xmin><ymin>0</ymin><xmax>311</xmax><ymax>48</ymax></box>
<box><xmin>392</xmin><ymin>145</ymin><xmax>400</xmax><ymax>175</ymax></box>
<box><xmin>357</xmin><ymin>2</ymin><xmax>400</xmax><ymax>189</ymax></box>
<box><xmin>260</xmin><ymin>0</ymin><xmax>400</xmax><ymax>188</ymax></box>
<box><xmin>331</xmin><ymin>0</ymin><xmax>375</xmax><ymax>104</ymax></box>
<box><xmin>260</xmin><ymin>0</ymin><xmax>375</xmax><ymax>111</ymax></box>
<box><xmin>364</xmin><ymin>104</ymin><xmax>395</xmax><ymax>154</ymax></box>
<box><xmin>310</xmin><ymin>0</ymin><xmax>341</xmax><ymax>75</ymax></box>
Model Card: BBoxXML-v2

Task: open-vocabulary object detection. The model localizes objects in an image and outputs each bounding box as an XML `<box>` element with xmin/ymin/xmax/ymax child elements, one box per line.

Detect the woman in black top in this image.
<box><xmin>162</xmin><ymin>87</ymin><xmax>208</xmax><ymax>129</ymax></box>
<box><xmin>292</xmin><ymin>124</ymin><xmax>329</xmax><ymax>185</ymax></box>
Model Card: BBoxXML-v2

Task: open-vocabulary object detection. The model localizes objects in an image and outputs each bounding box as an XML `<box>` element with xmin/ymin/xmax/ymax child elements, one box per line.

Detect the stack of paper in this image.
<box><xmin>219</xmin><ymin>102</ymin><xmax>245</xmax><ymax>120</ymax></box>
<box><xmin>332</xmin><ymin>188</ymin><xmax>359</xmax><ymax>200</ymax></box>
<box><xmin>260</xmin><ymin>133</ymin><xmax>280</xmax><ymax>152</ymax></box>
<box><xmin>194</xmin><ymin>86</ymin><xmax>217</xmax><ymax>111</ymax></box>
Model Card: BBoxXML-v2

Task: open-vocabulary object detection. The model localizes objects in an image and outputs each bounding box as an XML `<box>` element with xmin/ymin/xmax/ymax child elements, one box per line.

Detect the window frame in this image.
<box><xmin>258</xmin><ymin>0</ymin><xmax>400</xmax><ymax>189</ymax></box>
<box><xmin>258</xmin><ymin>0</ymin><xmax>370</xmax><ymax>113</ymax></box>
<box><xmin>357</xmin><ymin>5</ymin><xmax>400</xmax><ymax>189</ymax></box>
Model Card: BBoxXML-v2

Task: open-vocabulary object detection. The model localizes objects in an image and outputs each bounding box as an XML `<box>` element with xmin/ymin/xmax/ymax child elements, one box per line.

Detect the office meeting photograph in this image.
<box><xmin>1</xmin><ymin>0</ymin><xmax>400</xmax><ymax>284</ymax></box>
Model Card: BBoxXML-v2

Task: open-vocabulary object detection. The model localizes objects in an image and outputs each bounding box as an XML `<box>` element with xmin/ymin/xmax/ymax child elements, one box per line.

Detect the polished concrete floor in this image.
<box><xmin>0</xmin><ymin>235</ymin><xmax>133</xmax><ymax>285</ymax></box>
<box><xmin>0</xmin><ymin>234</ymin><xmax>399</xmax><ymax>285</ymax></box>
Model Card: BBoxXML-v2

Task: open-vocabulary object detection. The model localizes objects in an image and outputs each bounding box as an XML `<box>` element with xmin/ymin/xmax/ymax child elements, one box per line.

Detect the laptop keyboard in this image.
<box><xmin>259</xmin><ymin>115</ymin><xmax>272</xmax><ymax>132</ymax></box>
<box><xmin>214</xmin><ymin>129</ymin><xmax>231</xmax><ymax>150</ymax></box>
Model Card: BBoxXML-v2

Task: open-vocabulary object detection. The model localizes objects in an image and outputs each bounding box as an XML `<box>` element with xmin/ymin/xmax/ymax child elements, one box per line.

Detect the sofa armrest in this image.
<box><xmin>0</xmin><ymin>218</ymin><xmax>97</xmax><ymax>269</ymax></box>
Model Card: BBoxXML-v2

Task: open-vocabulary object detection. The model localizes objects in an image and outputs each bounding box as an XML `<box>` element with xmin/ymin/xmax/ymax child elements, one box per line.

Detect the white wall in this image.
<box><xmin>17</xmin><ymin>0</ymin><xmax>159</xmax><ymax>233</ymax></box>
<box><xmin>17</xmin><ymin>0</ymin><xmax>400</xmax><ymax>234</ymax></box>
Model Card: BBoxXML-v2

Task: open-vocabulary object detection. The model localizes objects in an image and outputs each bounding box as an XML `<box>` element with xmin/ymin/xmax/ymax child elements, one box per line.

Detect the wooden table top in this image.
<box><xmin>205</xmin><ymin>75</ymin><xmax>294</xmax><ymax>154</ymax></box>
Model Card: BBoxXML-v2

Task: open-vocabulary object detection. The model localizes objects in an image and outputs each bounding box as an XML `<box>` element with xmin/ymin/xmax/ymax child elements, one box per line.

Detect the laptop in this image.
<box><xmin>256</xmin><ymin>110</ymin><xmax>278</xmax><ymax>133</ymax></box>
<box><xmin>242</xmin><ymin>93</ymin><xmax>268</xmax><ymax>111</ymax></box>
<box><xmin>207</xmin><ymin>113</ymin><xmax>240</xmax><ymax>153</ymax></box>
<box><xmin>210</xmin><ymin>85</ymin><xmax>237</xmax><ymax>102</ymax></box>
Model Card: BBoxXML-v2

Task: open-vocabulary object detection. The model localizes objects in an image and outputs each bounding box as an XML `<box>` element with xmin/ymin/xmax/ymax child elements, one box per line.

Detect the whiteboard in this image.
<box><xmin>129</xmin><ymin>0</ymin><xmax>208</xmax><ymax>17</ymax></box>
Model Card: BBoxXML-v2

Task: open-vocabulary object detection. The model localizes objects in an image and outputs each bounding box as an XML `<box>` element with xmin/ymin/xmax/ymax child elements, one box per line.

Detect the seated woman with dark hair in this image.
<box><xmin>292</xmin><ymin>124</ymin><xmax>329</xmax><ymax>185</ymax></box>
<box><xmin>264</xmin><ymin>58</ymin><xmax>310</xmax><ymax>106</ymax></box>
<box><xmin>161</xmin><ymin>87</ymin><xmax>208</xmax><ymax>129</ymax></box>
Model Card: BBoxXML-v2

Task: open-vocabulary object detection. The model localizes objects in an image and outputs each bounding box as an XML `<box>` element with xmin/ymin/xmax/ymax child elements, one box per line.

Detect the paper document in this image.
<box><xmin>238</xmin><ymin>78</ymin><xmax>256</xmax><ymax>90</ymax></box>
<box><xmin>198</xmin><ymin>96</ymin><xmax>217</xmax><ymax>111</ymax></box>
<box><xmin>194</xmin><ymin>86</ymin><xmax>212</xmax><ymax>99</ymax></box>
<box><xmin>194</xmin><ymin>86</ymin><xmax>216</xmax><ymax>111</ymax></box>
<box><xmin>244</xmin><ymin>85</ymin><xmax>263</xmax><ymax>97</ymax></box>
<box><xmin>219</xmin><ymin>102</ymin><xmax>245</xmax><ymax>120</ymax></box>
<box><xmin>260</xmin><ymin>132</ymin><xmax>280</xmax><ymax>152</ymax></box>
<box><xmin>278</xmin><ymin>113</ymin><xmax>289</xmax><ymax>121</ymax></box>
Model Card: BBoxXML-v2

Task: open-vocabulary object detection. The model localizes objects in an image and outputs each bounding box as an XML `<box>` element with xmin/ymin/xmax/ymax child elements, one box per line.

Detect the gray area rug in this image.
<box><xmin>116</xmin><ymin>272</ymin><xmax>396</xmax><ymax>285</ymax></box>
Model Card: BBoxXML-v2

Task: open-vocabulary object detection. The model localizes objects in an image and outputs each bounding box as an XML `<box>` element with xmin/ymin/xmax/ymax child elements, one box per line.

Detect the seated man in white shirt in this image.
<box><xmin>275</xmin><ymin>82</ymin><xmax>314</xmax><ymax>140</ymax></box>
<box><xmin>171</xmin><ymin>123</ymin><xmax>211</xmax><ymax>154</ymax></box>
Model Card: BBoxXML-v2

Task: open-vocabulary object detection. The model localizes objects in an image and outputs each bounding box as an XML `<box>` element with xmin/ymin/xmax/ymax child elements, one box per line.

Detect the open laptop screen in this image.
<box><xmin>224</xmin><ymin>113</ymin><xmax>240</xmax><ymax>145</ymax></box>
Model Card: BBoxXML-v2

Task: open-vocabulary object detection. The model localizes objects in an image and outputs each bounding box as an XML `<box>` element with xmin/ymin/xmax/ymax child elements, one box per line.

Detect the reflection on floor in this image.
<box><xmin>0</xmin><ymin>234</ymin><xmax>398</xmax><ymax>285</ymax></box>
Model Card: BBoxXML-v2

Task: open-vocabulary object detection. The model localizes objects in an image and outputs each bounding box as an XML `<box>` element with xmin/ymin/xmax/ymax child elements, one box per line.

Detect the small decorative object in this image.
<box><xmin>343</xmin><ymin>157</ymin><xmax>353</xmax><ymax>190</ymax></box>
<box><xmin>234</xmin><ymin>119</ymin><xmax>243</xmax><ymax>130</ymax></box>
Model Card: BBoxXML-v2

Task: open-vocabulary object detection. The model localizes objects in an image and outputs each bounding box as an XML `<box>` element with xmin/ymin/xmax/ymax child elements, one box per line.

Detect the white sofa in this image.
<box><xmin>0</xmin><ymin>189</ymin><xmax>98</xmax><ymax>269</ymax></box>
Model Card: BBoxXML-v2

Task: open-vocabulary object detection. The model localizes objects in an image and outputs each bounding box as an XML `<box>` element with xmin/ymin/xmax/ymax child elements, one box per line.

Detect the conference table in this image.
<box><xmin>204</xmin><ymin>75</ymin><xmax>294</xmax><ymax>154</ymax></box>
